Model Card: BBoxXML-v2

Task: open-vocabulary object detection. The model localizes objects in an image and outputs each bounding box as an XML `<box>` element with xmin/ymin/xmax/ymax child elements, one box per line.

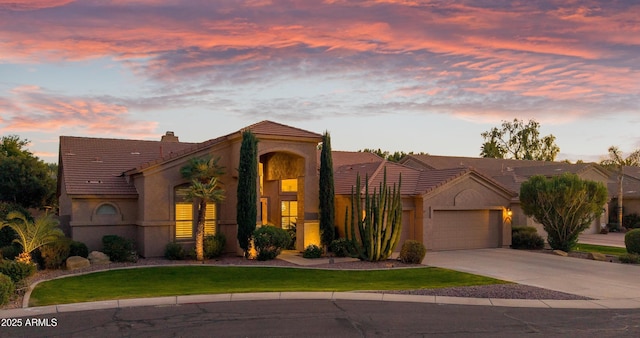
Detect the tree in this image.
<box><xmin>1</xmin><ymin>211</ymin><xmax>64</xmax><ymax>264</ymax></box>
<box><xmin>237</xmin><ymin>130</ymin><xmax>258</xmax><ymax>257</ymax></box>
<box><xmin>359</xmin><ymin>149</ymin><xmax>428</xmax><ymax>162</ymax></box>
<box><xmin>480</xmin><ymin>119</ymin><xmax>560</xmax><ymax>161</ymax></box>
<box><xmin>0</xmin><ymin>135</ymin><xmax>56</xmax><ymax>209</ymax></box>
<box><xmin>180</xmin><ymin>156</ymin><xmax>225</xmax><ymax>261</ymax></box>
<box><xmin>600</xmin><ymin>146</ymin><xmax>640</xmax><ymax>229</ymax></box>
<box><xmin>520</xmin><ymin>173</ymin><xmax>608</xmax><ymax>252</ymax></box>
<box><xmin>319</xmin><ymin>131</ymin><xmax>335</xmax><ymax>247</ymax></box>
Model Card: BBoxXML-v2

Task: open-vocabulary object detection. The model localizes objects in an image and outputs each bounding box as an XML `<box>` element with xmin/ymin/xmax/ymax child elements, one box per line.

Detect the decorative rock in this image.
<box><xmin>66</xmin><ymin>256</ymin><xmax>90</xmax><ymax>270</ymax></box>
<box><xmin>552</xmin><ymin>250</ymin><xmax>568</xmax><ymax>257</ymax></box>
<box><xmin>587</xmin><ymin>252</ymin><xmax>607</xmax><ymax>261</ymax></box>
<box><xmin>88</xmin><ymin>251</ymin><xmax>111</xmax><ymax>265</ymax></box>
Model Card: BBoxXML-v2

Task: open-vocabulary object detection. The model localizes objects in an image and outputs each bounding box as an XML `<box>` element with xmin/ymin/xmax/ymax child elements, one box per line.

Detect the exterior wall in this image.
<box><xmin>68</xmin><ymin>197</ymin><xmax>138</xmax><ymax>251</ymax></box>
<box><xmin>421</xmin><ymin>175</ymin><xmax>512</xmax><ymax>251</ymax></box>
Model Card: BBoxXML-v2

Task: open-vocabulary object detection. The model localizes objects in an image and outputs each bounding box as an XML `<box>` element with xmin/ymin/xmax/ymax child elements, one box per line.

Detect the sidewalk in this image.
<box><xmin>579</xmin><ymin>232</ymin><xmax>626</xmax><ymax>248</ymax></box>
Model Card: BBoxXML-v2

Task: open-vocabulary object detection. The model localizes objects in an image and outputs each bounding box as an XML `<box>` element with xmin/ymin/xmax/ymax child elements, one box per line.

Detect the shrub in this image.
<box><xmin>623</xmin><ymin>213</ymin><xmax>640</xmax><ymax>229</ymax></box>
<box><xmin>69</xmin><ymin>241</ymin><xmax>89</xmax><ymax>258</ymax></box>
<box><xmin>329</xmin><ymin>238</ymin><xmax>356</xmax><ymax>257</ymax></box>
<box><xmin>0</xmin><ymin>273</ymin><xmax>14</xmax><ymax>306</ymax></box>
<box><xmin>39</xmin><ymin>237</ymin><xmax>72</xmax><ymax>269</ymax></box>
<box><xmin>204</xmin><ymin>233</ymin><xmax>226</xmax><ymax>259</ymax></box>
<box><xmin>303</xmin><ymin>244</ymin><xmax>323</xmax><ymax>258</ymax></box>
<box><xmin>0</xmin><ymin>259</ymin><xmax>36</xmax><ymax>283</ymax></box>
<box><xmin>625</xmin><ymin>229</ymin><xmax>640</xmax><ymax>255</ymax></box>
<box><xmin>619</xmin><ymin>253</ymin><xmax>640</xmax><ymax>264</ymax></box>
<box><xmin>286</xmin><ymin>223</ymin><xmax>297</xmax><ymax>250</ymax></box>
<box><xmin>511</xmin><ymin>226</ymin><xmax>545</xmax><ymax>250</ymax></box>
<box><xmin>0</xmin><ymin>244</ymin><xmax>20</xmax><ymax>260</ymax></box>
<box><xmin>164</xmin><ymin>242</ymin><xmax>185</xmax><ymax>260</ymax></box>
<box><xmin>253</xmin><ymin>226</ymin><xmax>290</xmax><ymax>261</ymax></box>
<box><xmin>102</xmin><ymin>235</ymin><xmax>137</xmax><ymax>263</ymax></box>
<box><xmin>399</xmin><ymin>240</ymin><xmax>427</xmax><ymax>264</ymax></box>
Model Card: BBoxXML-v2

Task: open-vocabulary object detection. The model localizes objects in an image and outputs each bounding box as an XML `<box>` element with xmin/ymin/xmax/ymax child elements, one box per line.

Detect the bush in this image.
<box><xmin>102</xmin><ymin>235</ymin><xmax>137</xmax><ymax>263</ymax></box>
<box><xmin>0</xmin><ymin>273</ymin><xmax>14</xmax><ymax>306</ymax></box>
<box><xmin>399</xmin><ymin>240</ymin><xmax>427</xmax><ymax>264</ymax></box>
<box><xmin>303</xmin><ymin>244</ymin><xmax>323</xmax><ymax>258</ymax></box>
<box><xmin>286</xmin><ymin>223</ymin><xmax>297</xmax><ymax>250</ymax></box>
<box><xmin>204</xmin><ymin>233</ymin><xmax>226</xmax><ymax>259</ymax></box>
<box><xmin>625</xmin><ymin>229</ymin><xmax>640</xmax><ymax>255</ymax></box>
<box><xmin>329</xmin><ymin>238</ymin><xmax>356</xmax><ymax>257</ymax></box>
<box><xmin>39</xmin><ymin>237</ymin><xmax>72</xmax><ymax>269</ymax></box>
<box><xmin>0</xmin><ymin>245</ymin><xmax>20</xmax><ymax>260</ymax></box>
<box><xmin>253</xmin><ymin>226</ymin><xmax>290</xmax><ymax>261</ymax></box>
<box><xmin>0</xmin><ymin>259</ymin><xmax>36</xmax><ymax>283</ymax></box>
<box><xmin>69</xmin><ymin>241</ymin><xmax>89</xmax><ymax>258</ymax></box>
<box><xmin>624</xmin><ymin>213</ymin><xmax>640</xmax><ymax>229</ymax></box>
<box><xmin>511</xmin><ymin>226</ymin><xmax>545</xmax><ymax>250</ymax></box>
<box><xmin>619</xmin><ymin>253</ymin><xmax>640</xmax><ymax>264</ymax></box>
<box><xmin>164</xmin><ymin>242</ymin><xmax>185</xmax><ymax>260</ymax></box>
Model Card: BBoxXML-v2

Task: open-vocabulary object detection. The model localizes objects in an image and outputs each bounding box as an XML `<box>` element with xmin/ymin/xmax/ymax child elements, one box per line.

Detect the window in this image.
<box><xmin>281</xmin><ymin>201</ymin><xmax>297</xmax><ymax>229</ymax></box>
<box><xmin>96</xmin><ymin>204</ymin><xmax>117</xmax><ymax>215</ymax></box>
<box><xmin>281</xmin><ymin>179</ymin><xmax>298</xmax><ymax>192</ymax></box>
<box><xmin>175</xmin><ymin>185</ymin><xmax>218</xmax><ymax>240</ymax></box>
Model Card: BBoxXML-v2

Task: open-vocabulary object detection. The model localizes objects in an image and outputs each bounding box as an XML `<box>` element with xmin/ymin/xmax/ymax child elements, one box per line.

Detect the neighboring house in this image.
<box><xmin>58</xmin><ymin>121</ymin><xmax>323</xmax><ymax>257</ymax></box>
<box><xmin>400</xmin><ymin>155</ymin><xmax>612</xmax><ymax>236</ymax></box>
<box><xmin>332</xmin><ymin>152</ymin><xmax>516</xmax><ymax>251</ymax></box>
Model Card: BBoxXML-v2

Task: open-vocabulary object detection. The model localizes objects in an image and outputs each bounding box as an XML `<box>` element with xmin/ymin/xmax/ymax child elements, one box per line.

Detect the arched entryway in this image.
<box><xmin>259</xmin><ymin>151</ymin><xmax>305</xmax><ymax>230</ymax></box>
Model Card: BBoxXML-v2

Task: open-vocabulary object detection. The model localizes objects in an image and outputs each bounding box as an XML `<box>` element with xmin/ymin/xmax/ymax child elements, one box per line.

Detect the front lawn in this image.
<box><xmin>573</xmin><ymin>243</ymin><xmax>627</xmax><ymax>256</ymax></box>
<box><xmin>30</xmin><ymin>266</ymin><xmax>508</xmax><ymax>306</ymax></box>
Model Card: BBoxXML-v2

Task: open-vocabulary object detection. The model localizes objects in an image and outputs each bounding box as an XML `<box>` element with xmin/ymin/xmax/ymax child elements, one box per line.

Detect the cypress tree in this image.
<box><xmin>236</xmin><ymin>130</ymin><xmax>258</xmax><ymax>257</ymax></box>
<box><xmin>319</xmin><ymin>131</ymin><xmax>335</xmax><ymax>247</ymax></box>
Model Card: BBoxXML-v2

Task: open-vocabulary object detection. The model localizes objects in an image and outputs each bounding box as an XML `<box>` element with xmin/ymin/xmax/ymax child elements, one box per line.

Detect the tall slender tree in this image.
<box><xmin>237</xmin><ymin>130</ymin><xmax>258</xmax><ymax>257</ymax></box>
<box><xmin>180</xmin><ymin>156</ymin><xmax>225</xmax><ymax>261</ymax></box>
<box><xmin>601</xmin><ymin>146</ymin><xmax>640</xmax><ymax>229</ymax></box>
<box><xmin>319</xmin><ymin>131</ymin><xmax>335</xmax><ymax>247</ymax></box>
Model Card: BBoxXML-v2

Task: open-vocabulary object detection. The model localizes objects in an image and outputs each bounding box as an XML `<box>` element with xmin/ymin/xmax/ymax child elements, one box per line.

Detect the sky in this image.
<box><xmin>1</xmin><ymin>0</ymin><xmax>639</xmax><ymax>164</ymax></box>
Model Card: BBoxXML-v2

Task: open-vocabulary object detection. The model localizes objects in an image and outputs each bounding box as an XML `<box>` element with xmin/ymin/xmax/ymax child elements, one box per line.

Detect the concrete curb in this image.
<box><xmin>4</xmin><ymin>291</ymin><xmax>640</xmax><ymax>318</ymax></box>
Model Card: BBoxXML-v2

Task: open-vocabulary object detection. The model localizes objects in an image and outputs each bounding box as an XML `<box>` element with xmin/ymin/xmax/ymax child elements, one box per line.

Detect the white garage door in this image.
<box><xmin>431</xmin><ymin>210</ymin><xmax>502</xmax><ymax>251</ymax></box>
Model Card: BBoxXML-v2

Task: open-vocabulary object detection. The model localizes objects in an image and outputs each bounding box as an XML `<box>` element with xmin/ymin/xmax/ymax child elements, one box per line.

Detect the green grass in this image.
<box><xmin>30</xmin><ymin>266</ymin><xmax>507</xmax><ymax>306</ymax></box>
<box><xmin>574</xmin><ymin>243</ymin><xmax>627</xmax><ymax>256</ymax></box>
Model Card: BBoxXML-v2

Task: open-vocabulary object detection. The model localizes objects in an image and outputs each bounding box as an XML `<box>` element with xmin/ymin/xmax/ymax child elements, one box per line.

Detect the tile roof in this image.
<box><xmin>331</xmin><ymin>151</ymin><xmax>514</xmax><ymax>197</ymax></box>
<box><xmin>60</xmin><ymin>121</ymin><xmax>323</xmax><ymax>196</ymax></box>
<box><xmin>59</xmin><ymin>136</ymin><xmax>195</xmax><ymax>195</ymax></box>
<box><xmin>244</xmin><ymin>120</ymin><xmax>323</xmax><ymax>139</ymax></box>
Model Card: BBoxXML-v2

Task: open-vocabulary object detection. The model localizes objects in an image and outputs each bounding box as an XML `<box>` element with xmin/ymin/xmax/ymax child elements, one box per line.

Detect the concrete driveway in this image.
<box><xmin>424</xmin><ymin>248</ymin><xmax>640</xmax><ymax>303</ymax></box>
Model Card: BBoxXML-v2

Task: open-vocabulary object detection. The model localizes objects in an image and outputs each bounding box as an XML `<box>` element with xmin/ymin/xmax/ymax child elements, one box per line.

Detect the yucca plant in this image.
<box><xmin>1</xmin><ymin>211</ymin><xmax>64</xmax><ymax>264</ymax></box>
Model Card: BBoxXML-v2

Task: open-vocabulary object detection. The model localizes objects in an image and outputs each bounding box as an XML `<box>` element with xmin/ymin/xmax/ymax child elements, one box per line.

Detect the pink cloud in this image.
<box><xmin>0</xmin><ymin>86</ymin><xmax>158</xmax><ymax>139</ymax></box>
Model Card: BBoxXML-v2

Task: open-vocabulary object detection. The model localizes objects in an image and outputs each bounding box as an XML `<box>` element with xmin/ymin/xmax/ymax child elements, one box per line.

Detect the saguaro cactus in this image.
<box><xmin>345</xmin><ymin>168</ymin><xmax>402</xmax><ymax>261</ymax></box>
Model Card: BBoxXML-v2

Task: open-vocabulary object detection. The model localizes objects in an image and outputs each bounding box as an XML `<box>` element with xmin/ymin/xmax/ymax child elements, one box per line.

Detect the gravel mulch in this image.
<box><xmin>1</xmin><ymin>254</ymin><xmax>590</xmax><ymax>310</ymax></box>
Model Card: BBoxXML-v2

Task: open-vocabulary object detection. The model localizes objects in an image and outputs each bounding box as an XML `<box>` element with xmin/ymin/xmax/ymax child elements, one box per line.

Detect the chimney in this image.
<box><xmin>161</xmin><ymin>131</ymin><xmax>179</xmax><ymax>142</ymax></box>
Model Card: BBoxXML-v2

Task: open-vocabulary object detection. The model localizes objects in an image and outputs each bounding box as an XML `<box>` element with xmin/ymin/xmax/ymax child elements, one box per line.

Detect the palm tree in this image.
<box><xmin>180</xmin><ymin>156</ymin><xmax>226</xmax><ymax>261</ymax></box>
<box><xmin>601</xmin><ymin>146</ymin><xmax>640</xmax><ymax>229</ymax></box>
<box><xmin>1</xmin><ymin>211</ymin><xmax>63</xmax><ymax>264</ymax></box>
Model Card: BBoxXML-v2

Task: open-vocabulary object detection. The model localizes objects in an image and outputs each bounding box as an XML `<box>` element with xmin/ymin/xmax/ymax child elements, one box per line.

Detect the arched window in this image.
<box><xmin>96</xmin><ymin>203</ymin><xmax>117</xmax><ymax>215</ymax></box>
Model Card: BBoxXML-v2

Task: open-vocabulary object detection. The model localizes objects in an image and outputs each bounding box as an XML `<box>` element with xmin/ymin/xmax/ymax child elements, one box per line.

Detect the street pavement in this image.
<box><xmin>2</xmin><ymin>300</ymin><xmax>640</xmax><ymax>337</ymax></box>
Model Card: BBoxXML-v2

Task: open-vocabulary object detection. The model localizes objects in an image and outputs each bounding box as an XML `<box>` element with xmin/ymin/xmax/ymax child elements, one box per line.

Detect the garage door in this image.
<box><xmin>431</xmin><ymin>210</ymin><xmax>501</xmax><ymax>251</ymax></box>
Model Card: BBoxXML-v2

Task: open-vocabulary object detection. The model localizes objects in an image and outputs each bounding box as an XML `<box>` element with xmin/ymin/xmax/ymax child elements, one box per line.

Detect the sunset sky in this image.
<box><xmin>1</xmin><ymin>0</ymin><xmax>639</xmax><ymax>164</ymax></box>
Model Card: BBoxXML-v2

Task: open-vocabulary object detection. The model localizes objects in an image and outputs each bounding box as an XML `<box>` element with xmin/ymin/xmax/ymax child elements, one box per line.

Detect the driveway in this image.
<box><xmin>424</xmin><ymin>248</ymin><xmax>640</xmax><ymax>302</ymax></box>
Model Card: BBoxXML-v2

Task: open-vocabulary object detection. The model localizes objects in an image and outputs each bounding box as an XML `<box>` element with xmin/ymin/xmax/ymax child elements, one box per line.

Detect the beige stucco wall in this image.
<box><xmin>421</xmin><ymin>174</ymin><xmax>512</xmax><ymax>250</ymax></box>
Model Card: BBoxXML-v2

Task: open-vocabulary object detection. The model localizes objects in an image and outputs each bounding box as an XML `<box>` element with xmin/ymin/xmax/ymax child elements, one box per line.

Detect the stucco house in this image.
<box><xmin>58</xmin><ymin>121</ymin><xmax>621</xmax><ymax>257</ymax></box>
<box><xmin>58</xmin><ymin>121</ymin><xmax>323</xmax><ymax>257</ymax></box>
